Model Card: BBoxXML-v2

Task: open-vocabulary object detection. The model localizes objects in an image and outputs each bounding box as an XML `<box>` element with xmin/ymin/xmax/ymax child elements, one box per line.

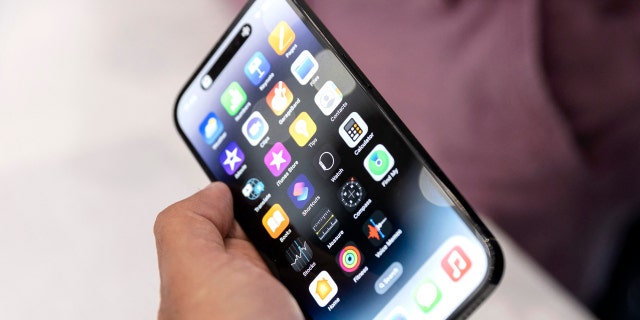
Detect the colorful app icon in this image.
<box><xmin>219</xmin><ymin>141</ymin><xmax>245</xmax><ymax>175</ymax></box>
<box><xmin>287</xmin><ymin>174</ymin><xmax>315</xmax><ymax>209</ymax></box>
<box><xmin>339</xmin><ymin>112</ymin><xmax>368</xmax><ymax>148</ymax></box>
<box><xmin>414</xmin><ymin>279</ymin><xmax>442</xmax><ymax>313</ymax></box>
<box><xmin>337</xmin><ymin>177</ymin><xmax>365</xmax><ymax>212</ymax></box>
<box><xmin>362</xmin><ymin>210</ymin><xmax>393</xmax><ymax>247</ymax></box>
<box><xmin>285</xmin><ymin>237</ymin><xmax>313</xmax><ymax>272</ymax></box>
<box><xmin>336</xmin><ymin>243</ymin><xmax>363</xmax><ymax>275</ymax></box>
<box><xmin>314</xmin><ymin>144</ymin><xmax>341</xmax><ymax>178</ymax></box>
<box><xmin>199</xmin><ymin>112</ymin><xmax>224</xmax><ymax>145</ymax></box>
<box><xmin>364</xmin><ymin>144</ymin><xmax>395</xmax><ymax>181</ymax></box>
<box><xmin>315</xmin><ymin>81</ymin><xmax>343</xmax><ymax>116</ymax></box>
<box><xmin>264</xmin><ymin>142</ymin><xmax>292</xmax><ymax>177</ymax></box>
<box><xmin>266</xmin><ymin>81</ymin><xmax>294</xmax><ymax>116</ymax></box>
<box><xmin>242</xmin><ymin>177</ymin><xmax>265</xmax><ymax>201</ymax></box>
<box><xmin>291</xmin><ymin>50</ymin><xmax>318</xmax><ymax>85</ymax></box>
<box><xmin>241</xmin><ymin>111</ymin><xmax>269</xmax><ymax>146</ymax></box>
<box><xmin>309</xmin><ymin>270</ymin><xmax>338</xmax><ymax>307</ymax></box>
<box><xmin>221</xmin><ymin>82</ymin><xmax>247</xmax><ymax>117</ymax></box>
<box><xmin>441</xmin><ymin>246</ymin><xmax>472</xmax><ymax>282</ymax></box>
<box><xmin>289</xmin><ymin>112</ymin><xmax>317</xmax><ymax>146</ymax></box>
<box><xmin>244</xmin><ymin>51</ymin><xmax>271</xmax><ymax>86</ymax></box>
<box><xmin>311</xmin><ymin>207</ymin><xmax>340</xmax><ymax>242</ymax></box>
<box><xmin>269</xmin><ymin>21</ymin><xmax>295</xmax><ymax>55</ymax></box>
<box><xmin>262</xmin><ymin>204</ymin><xmax>289</xmax><ymax>239</ymax></box>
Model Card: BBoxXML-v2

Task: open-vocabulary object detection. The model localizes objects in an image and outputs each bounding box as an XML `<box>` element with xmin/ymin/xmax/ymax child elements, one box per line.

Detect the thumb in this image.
<box><xmin>153</xmin><ymin>182</ymin><xmax>234</xmax><ymax>302</ymax></box>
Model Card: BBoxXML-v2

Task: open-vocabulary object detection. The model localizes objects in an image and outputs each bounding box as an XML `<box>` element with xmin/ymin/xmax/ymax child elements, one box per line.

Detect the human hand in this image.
<box><xmin>154</xmin><ymin>182</ymin><xmax>304</xmax><ymax>319</ymax></box>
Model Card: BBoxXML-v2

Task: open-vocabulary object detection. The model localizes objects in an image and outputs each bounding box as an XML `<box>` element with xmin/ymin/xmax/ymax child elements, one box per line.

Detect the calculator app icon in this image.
<box><xmin>338</xmin><ymin>112</ymin><xmax>368</xmax><ymax>148</ymax></box>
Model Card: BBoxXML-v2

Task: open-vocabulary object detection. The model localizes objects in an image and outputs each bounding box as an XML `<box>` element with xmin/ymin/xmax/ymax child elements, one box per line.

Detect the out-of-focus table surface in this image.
<box><xmin>0</xmin><ymin>0</ymin><xmax>594</xmax><ymax>318</ymax></box>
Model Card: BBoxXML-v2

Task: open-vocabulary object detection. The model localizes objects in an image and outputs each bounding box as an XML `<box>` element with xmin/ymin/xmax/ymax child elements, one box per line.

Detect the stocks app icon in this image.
<box><xmin>362</xmin><ymin>210</ymin><xmax>393</xmax><ymax>247</ymax></box>
<box><xmin>285</xmin><ymin>237</ymin><xmax>313</xmax><ymax>272</ymax></box>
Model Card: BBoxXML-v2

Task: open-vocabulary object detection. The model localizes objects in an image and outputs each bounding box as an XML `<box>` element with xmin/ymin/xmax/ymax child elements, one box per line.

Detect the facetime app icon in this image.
<box><xmin>262</xmin><ymin>204</ymin><xmax>289</xmax><ymax>239</ymax></box>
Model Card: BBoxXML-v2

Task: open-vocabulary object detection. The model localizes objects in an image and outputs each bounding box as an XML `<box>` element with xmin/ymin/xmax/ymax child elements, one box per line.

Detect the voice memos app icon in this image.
<box><xmin>364</xmin><ymin>144</ymin><xmax>395</xmax><ymax>181</ymax></box>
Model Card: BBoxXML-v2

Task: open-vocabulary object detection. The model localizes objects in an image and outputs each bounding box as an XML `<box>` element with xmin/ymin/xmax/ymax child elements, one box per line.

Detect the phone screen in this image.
<box><xmin>175</xmin><ymin>0</ymin><xmax>502</xmax><ymax>318</ymax></box>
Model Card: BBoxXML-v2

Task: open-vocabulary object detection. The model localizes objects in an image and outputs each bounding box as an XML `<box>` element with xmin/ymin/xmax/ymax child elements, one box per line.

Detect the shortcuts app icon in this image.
<box><xmin>309</xmin><ymin>271</ymin><xmax>338</xmax><ymax>307</ymax></box>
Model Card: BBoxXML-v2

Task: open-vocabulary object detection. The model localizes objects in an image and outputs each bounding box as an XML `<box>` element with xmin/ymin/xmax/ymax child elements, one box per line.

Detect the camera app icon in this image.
<box><xmin>315</xmin><ymin>81</ymin><xmax>343</xmax><ymax>116</ymax></box>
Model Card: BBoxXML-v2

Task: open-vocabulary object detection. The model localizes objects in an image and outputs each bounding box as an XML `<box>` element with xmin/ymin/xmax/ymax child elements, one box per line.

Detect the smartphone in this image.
<box><xmin>174</xmin><ymin>0</ymin><xmax>503</xmax><ymax>318</ymax></box>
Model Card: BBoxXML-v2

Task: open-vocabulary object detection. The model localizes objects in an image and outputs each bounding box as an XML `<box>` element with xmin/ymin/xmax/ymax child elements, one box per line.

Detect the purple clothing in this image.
<box><xmin>307</xmin><ymin>0</ymin><xmax>640</xmax><ymax>302</ymax></box>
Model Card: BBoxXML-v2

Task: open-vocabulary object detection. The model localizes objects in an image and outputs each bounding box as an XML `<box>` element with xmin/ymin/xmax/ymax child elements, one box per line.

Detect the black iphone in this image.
<box><xmin>174</xmin><ymin>0</ymin><xmax>503</xmax><ymax>318</ymax></box>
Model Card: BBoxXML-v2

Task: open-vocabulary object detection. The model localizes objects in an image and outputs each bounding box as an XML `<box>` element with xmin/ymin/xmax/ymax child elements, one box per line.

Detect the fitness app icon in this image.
<box><xmin>336</xmin><ymin>242</ymin><xmax>363</xmax><ymax>276</ymax></box>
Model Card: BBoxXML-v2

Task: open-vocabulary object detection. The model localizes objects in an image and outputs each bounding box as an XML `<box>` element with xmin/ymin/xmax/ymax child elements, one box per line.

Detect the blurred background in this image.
<box><xmin>1</xmin><ymin>0</ymin><xmax>637</xmax><ymax>319</ymax></box>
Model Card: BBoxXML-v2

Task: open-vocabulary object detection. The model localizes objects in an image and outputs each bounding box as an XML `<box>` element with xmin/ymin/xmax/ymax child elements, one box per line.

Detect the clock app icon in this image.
<box><xmin>337</xmin><ymin>177</ymin><xmax>366</xmax><ymax>212</ymax></box>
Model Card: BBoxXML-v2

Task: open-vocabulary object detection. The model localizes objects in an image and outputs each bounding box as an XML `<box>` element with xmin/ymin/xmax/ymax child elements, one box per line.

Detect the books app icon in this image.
<box><xmin>262</xmin><ymin>204</ymin><xmax>289</xmax><ymax>239</ymax></box>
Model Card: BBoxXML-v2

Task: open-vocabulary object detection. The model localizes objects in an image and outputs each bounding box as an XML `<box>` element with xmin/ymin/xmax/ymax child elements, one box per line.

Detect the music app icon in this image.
<box><xmin>441</xmin><ymin>246</ymin><xmax>472</xmax><ymax>282</ymax></box>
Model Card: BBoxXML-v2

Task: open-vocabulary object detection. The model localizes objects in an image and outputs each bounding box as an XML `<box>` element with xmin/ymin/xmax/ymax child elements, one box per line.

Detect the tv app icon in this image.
<box><xmin>364</xmin><ymin>144</ymin><xmax>395</xmax><ymax>181</ymax></box>
<box><xmin>288</xmin><ymin>174</ymin><xmax>315</xmax><ymax>209</ymax></box>
<box><xmin>339</xmin><ymin>112</ymin><xmax>368</xmax><ymax>148</ymax></box>
<box><xmin>219</xmin><ymin>141</ymin><xmax>245</xmax><ymax>175</ymax></box>
<box><xmin>362</xmin><ymin>210</ymin><xmax>393</xmax><ymax>247</ymax></box>
<box><xmin>309</xmin><ymin>270</ymin><xmax>338</xmax><ymax>307</ymax></box>
<box><xmin>315</xmin><ymin>81</ymin><xmax>343</xmax><ymax>116</ymax></box>
<box><xmin>291</xmin><ymin>50</ymin><xmax>318</xmax><ymax>85</ymax></box>
<box><xmin>285</xmin><ymin>237</ymin><xmax>313</xmax><ymax>272</ymax></box>
<box><xmin>242</xmin><ymin>111</ymin><xmax>269</xmax><ymax>146</ymax></box>
<box><xmin>198</xmin><ymin>112</ymin><xmax>224</xmax><ymax>145</ymax></box>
